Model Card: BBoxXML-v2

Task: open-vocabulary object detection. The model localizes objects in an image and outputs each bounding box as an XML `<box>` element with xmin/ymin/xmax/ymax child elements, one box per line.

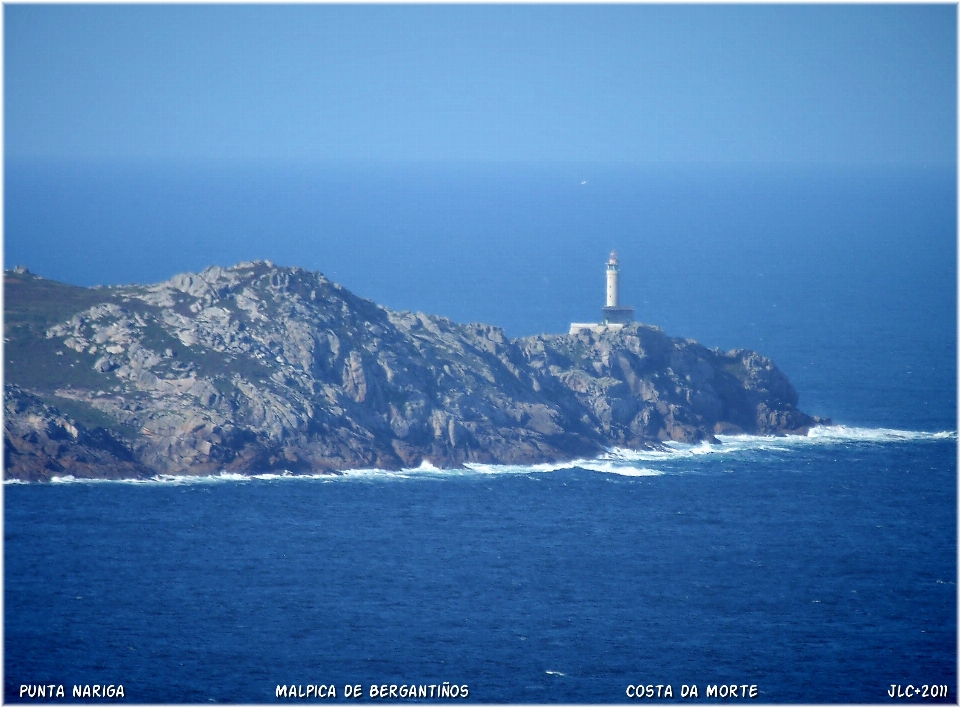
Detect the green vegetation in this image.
<box><xmin>4</xmin><ymin>274</ymin><xmax>118</xmax><ymax>391</ymax></box>
<box><xmin>34</xmin><ymin>392</ymin><xmax>138</xmax><ymax>439</ymax></box>
<box><xmin>4</xmin><ymin>334</ymin><xmax>109</xmax><ymax>391</ymax></box>
<box><xmin>4</xmin><ymin>272</ymin><xmax>115</xmax><ymax>328</ymax></box>
<box><xmin>5</xmin><ymin>272</ymin><xmax>274</xmax><ymax>393</ymax></box>
<box><xmin>721</xmin><ymin>360</ymin><xmax>748</xmax><ymax>381</ymax></box>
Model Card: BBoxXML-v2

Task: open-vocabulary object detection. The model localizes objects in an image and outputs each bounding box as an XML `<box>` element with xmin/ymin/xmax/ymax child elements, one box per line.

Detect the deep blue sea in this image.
<box><xmin>4</xmin><ymin>160</ymin><xmax>957</xmax><ymax>702</ymax></box>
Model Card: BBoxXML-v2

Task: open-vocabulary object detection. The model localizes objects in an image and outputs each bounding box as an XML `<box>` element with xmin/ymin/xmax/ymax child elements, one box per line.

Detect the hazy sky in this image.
<box><xmin>5</xmin><ymin>4</ymin><xmax>956</xmax><ymax>165</ymax></box>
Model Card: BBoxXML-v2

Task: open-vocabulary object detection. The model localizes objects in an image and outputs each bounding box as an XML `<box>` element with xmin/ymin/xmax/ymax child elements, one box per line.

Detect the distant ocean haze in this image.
<box><xmin>4</xmin><ymin>158</ymin><xmax>955</xmax><ymax>430</ymax></box>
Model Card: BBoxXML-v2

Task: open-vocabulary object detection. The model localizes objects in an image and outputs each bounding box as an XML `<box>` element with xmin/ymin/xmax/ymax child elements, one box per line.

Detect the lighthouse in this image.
<box><xmin>605</xmin><ymin>250</ymin><xmax>621</xmax><ymax>308</ymax></box>
<box><xmin>568</xmin><ymin>250</ymin><xmax>635</xmax><ymax>334</ymax></box>
<box><xmin>601</xmin><ymin>250</ymin><xmax>635</xmax><ymax>325</ymax></box>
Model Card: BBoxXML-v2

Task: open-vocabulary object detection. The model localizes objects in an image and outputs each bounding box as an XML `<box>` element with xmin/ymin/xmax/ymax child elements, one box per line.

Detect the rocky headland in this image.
<box><xmin>4</xmin><ymin>262</ymin><xmax>827</xmax><ymax>481</ymax></box>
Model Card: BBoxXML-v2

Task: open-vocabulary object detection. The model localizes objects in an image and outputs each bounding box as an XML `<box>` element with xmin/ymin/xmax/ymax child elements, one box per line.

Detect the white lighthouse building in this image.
<box><xmin>569</xmin><ymin>250</ymin><xmax>635</xmax><ymax>335</ymax></box>
<box><xmin>606</xmin><ymin>250</ymin><xmax>620</xmax><ymax>307</ymax></box>
<box><xmin>601</xmin><ymin>250</ymin><xmax>635</xmax><ymax>325</ymax></box>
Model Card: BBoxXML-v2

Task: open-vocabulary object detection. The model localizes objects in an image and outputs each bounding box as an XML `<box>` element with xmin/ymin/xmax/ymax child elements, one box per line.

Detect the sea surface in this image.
<box><xmin>4</xmin><ymin>161</ymin><xmax>957</xmax><ymax>702</ymax></box>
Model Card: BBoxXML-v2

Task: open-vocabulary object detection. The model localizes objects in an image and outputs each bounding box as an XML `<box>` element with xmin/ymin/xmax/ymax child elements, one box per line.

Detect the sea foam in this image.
<box><xmin>7</xmin><ymin>425</ymin><xmax>953</xmax><ymax>485</ymax></box>
<box><xmin>603</xmin><ymin>425</ymin><xmax>956</xmax><ymax>464</ymax></box>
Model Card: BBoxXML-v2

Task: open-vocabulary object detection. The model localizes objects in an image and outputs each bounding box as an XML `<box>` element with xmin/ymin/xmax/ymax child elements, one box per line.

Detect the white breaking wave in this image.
<box><xmin>335</xmin><ymin>459</ymin><xmax>579</xmax><ymax>481</ymax></box>
<box><xmin>574</xmin><ymin>460</ymin><xmax>663</xmax><ymax>477</ymax></box>
<box><xmin>603</xmin><ymin>425</ymin><xmax>956</xmax><ymax>464</ymax></box>
<box><xmin>45</xmin><ymin>471</ymin><xmax>252</xmax><ymax>485</ymax></box>
<box><xmin>463</xmin><ymin>460</ymin><xmax>578</xmax><ymax>475</ymax></box>
<box><xmin>802</xmin><ymin>425</ymin><xmax>955</xmax><ymax>443</ymax></box>
<box><xmin>7</xmin><ymin>425</ymin><xmax>953</xmax><ymax>485</ymax></box>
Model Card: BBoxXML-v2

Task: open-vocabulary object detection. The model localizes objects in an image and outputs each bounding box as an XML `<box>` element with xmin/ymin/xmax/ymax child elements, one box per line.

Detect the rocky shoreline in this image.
<box><xmin>4</xmin><ymin>262</ymin><xmax>828</xmax><ymax>482</ymax></box>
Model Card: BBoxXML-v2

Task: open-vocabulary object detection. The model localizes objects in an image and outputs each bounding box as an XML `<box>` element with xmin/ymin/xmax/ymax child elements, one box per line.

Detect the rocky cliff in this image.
<box><xmin>4</xmin><ymin>262</ymin><xmax>826</xmax><ymax>481</ymax></box>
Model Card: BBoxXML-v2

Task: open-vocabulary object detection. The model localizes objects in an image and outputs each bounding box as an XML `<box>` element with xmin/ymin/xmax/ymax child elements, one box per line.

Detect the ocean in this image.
<box><xmin>3</xmin><ymin>161</ymin><xmax>957</xmax><ymax>702</ymax></box>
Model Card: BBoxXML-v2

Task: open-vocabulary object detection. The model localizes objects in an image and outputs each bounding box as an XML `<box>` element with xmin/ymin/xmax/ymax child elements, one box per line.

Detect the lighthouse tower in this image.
<box><xmin>605</xmin><ymin>250</ymin><xmax>621</xmax><ymax>308</ymax></box>
<box><xmin>601</xmin><ymin>250</ymin><xmax>634</xmax><ymax>325</ymax></box>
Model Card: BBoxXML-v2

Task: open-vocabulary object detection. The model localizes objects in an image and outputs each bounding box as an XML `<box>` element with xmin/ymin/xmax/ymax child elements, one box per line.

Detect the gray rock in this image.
<box><xmin>4</xmin><ymin>262</ymin><xmax>829</xmax><ymax>480</ymax></box>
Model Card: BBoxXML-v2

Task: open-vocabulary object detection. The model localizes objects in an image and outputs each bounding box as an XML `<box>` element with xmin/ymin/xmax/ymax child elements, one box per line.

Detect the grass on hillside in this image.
<box><xmin>4</xmin><ymin>273</ymin><xmax>117</xmax><ymax>392</ymax></box>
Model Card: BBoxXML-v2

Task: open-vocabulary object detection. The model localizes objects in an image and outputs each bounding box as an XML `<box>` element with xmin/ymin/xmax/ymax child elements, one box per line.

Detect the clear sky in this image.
<box><xmin>5</xmin><ymin>4</ymin><xmax>956</xmax><ymax>165</ymax></box>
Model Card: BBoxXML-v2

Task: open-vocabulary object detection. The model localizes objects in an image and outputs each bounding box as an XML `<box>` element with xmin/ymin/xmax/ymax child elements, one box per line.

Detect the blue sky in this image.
<box><xmin>5</xmin><ymin>4</ymin><xmax>956</xmax><ymax>165</ymax></box>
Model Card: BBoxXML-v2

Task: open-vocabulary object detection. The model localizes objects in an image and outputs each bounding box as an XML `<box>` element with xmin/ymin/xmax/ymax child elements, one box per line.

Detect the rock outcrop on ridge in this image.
<box><xmin>4</xmin><ymin>262</ymin><xmax>826</xmax><ymax>481</ymax></box>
